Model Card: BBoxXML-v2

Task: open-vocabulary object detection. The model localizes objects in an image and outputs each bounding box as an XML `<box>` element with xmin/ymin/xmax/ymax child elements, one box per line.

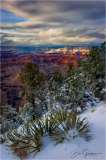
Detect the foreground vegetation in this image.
<box><xmin>0</xmin><ymin>109</ymin><xmax>91</xmax><ymax>159</ymax></box>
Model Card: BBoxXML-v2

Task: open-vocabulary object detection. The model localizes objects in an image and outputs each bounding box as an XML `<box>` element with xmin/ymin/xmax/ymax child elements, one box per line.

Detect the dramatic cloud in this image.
<box><xmin>1</xmin><ymin>0</ymin><xmax>105</xmax><ymax>46</ymax></box>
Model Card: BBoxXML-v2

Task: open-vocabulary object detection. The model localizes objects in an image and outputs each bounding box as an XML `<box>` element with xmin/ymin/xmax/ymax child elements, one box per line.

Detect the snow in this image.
<box><xmin>76</xmin><ymin>107</ymin><xmax>82</xmax><ymax>112</ymax></box>
<box><xmin>0</xmin><ymin>101</ymin><xmax>106</xmax><ymax>160</ymax></box>
<box><xmin>53</xmin><ymin>102</ymin><xmax>62</xmax><ymax>109</ymax></box>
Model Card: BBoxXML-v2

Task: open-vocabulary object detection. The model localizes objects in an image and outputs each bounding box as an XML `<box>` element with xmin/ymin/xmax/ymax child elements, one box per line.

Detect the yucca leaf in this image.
<box><xmin>7</xmin><ymin>133</ymin><xmax>16</xmax><ymax>142</ymax></box>
<box><xmin>78</xmin><ymin>123</ymin><xmax>89</xmax><ymax>132</ymax></box>
<box><xmin>12</xmin><ymin>129</ymin><xmax>21</xmax><ymax>139</ymax></box>
<box><xmin>79</xmin><ymin>125</ymin><xmax>91</xmax><ymax>136</ymax></box>
<box><xmin>54</xmin><ymin>139</ymin><xmax>64</xmax><ymax>145</ymax></box>
<box><xmin>72</xmin><ymin>115</ymin><xmax>76</xmax><ymax>127</ymax></box>
<box><xmin>76</xmin><ymin>118</ymin><xmax>85</xmax><ymax>130</ymax></box>
<box><xmin>0</xmin><ymin>136</ymin><xmax>6</xmax><ymax>144</ymax></box>
<box><xmin>85</xmin><ymin>135</ymin><xmax>92</xmax><ymax>141</ymax></box>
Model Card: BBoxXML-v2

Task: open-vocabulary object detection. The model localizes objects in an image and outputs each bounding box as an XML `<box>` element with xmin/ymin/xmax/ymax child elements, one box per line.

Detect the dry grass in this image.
<box><xmin>9</xmin><ymin>141</ymin><xmax>31</xmax><ymax>159</ymax></box>
<box><xmin>91</xmin><ymin>109</ymin><xmax>96</xmax><ymax>113</ymax></box>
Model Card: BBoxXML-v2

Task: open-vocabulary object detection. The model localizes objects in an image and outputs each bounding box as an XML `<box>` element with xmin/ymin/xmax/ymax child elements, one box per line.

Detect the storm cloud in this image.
<box><xmin>1</xmin><ymin>0</ymin><xmax>105</xmax><ymax>46</ymax></box>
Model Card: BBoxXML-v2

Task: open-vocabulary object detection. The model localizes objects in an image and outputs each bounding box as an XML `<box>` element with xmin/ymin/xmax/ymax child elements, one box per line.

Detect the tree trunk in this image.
<box><xmin>32</xmin><ymin>98</ymin><xmax>36</xmax><ymax>120</ymax></box>
<box><xmin>44</xmin><ymin>102</ymin><xmax>48</xmax><ymax>111</ymax></box>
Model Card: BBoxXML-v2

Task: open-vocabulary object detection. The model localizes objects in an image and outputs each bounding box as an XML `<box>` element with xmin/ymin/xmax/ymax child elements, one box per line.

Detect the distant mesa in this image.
<box><xmin>45</xmin><ymin>46</ymin><xmax>89</xmax><ymax>55</ymax></box>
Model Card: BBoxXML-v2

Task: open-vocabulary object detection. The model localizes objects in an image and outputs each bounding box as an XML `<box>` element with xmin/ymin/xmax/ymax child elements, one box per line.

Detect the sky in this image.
<box><xmin>0</xmin><ymin>0</ymin><xmax>105</xmax><ymax>46</ymax></box>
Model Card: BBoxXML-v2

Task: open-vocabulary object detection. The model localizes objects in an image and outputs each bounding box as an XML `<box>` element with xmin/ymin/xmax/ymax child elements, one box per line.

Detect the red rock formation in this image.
<box><xmin>1</xmin><ymin>52</ymin><xmax>86</xmax><ymax>109</ymax></box>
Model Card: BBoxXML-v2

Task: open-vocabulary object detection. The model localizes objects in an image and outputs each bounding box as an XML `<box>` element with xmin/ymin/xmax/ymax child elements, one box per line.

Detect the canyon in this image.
<box><xmin>1</xmin><ymin>47</ymin><xmax>88</xmax><ymax>110</ymax></box>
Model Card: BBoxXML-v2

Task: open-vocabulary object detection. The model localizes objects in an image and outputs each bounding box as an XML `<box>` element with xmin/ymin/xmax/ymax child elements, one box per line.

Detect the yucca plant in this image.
<box><xmin>76</xmin><ymin>116</ymin><xmax>91</xmax><ymax>141</ymax></box>
<box><xmin>21</xmin><ymin>121</ymin><xmax>43</xmax><ymax>157</ymax></box>
<box><xmin>49</xmin><ymin>110</ymin><xmax>71</xmax><ymax>144</ymax></box>
<box><xmin>1</xmin><ymin>109</ymin><xmax>92</xmax><ymax>158</ymax></box>
<box><xmin>49</xmin><ymin>110</ymin><xmax>91</xmax><ymax>144</ymax></box>
<box><xmin>7</xmin><ymin>129</ymin><xmax>30</xmax><ymax>159</ymax></box>
<box><xmin>6</xmin><ymin>121</ymin><xmax>43</xmax><ymax>159</ymax></box>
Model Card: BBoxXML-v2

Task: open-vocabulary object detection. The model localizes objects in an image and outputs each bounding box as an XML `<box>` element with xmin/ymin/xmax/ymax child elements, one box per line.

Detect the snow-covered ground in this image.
<box><xmin>0</xmin><ymin>101</ymin><xmax>106</xmax><ymax>160</ymax></box>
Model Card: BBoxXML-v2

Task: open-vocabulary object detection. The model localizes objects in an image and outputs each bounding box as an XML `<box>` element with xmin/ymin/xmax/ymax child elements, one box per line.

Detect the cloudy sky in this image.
<box><xmin>1</xmin><ymin>0</ymin><xmax>105</xmax><ymax>46</ymax></box>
